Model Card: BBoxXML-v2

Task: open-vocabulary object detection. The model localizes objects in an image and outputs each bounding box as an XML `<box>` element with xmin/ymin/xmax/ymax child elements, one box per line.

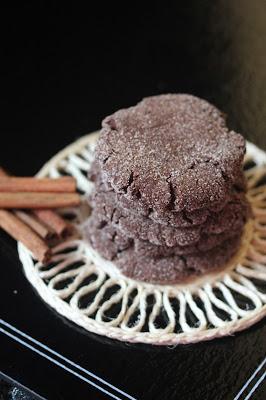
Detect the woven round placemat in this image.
<box><xmin>18</xmin><ymin>132</ymin><xmax>266</xmax><ymax>345</ymax></box>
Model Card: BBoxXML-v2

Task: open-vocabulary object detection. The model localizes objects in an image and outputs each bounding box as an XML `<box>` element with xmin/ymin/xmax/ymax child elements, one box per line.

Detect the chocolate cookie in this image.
<box><xmin>84</xmin><ymin>94</ymin><xmax>249</xmax><ymax>284</ymax></box>
<box><xmin>89</xmin><ymin>160</ymin><xmax>247</xmax><ymax>228</ymax></box>
<box><xmin>95</xmin><ymin>94</ymin><xmax>246</xmax><ymax>220</ymax></box>
<box><xmin>85</xmin><ymin>210</ymin><xmax>244</xmax><ymax>259</ymax></box>
<box><xmin>84</xmin><ymin>215</ymin><xmax>241</xmax><ymax>284</ymax></box>
<box><xmin>117</xmin><ymin>236</ymin><xmax>241</xmax><ymax>284</ymax></box>
<box><xmin>89</xmin><ymin>183</ymin><xmax>248</xmax><ymax>247</ymax></box>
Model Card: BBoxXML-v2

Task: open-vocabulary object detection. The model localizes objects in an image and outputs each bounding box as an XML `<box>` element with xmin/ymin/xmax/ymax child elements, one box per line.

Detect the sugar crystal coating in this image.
<box><xmin>84</xmin><ymin>94</ymin><xmax>249</xmax><ymax>284</ymax></box>
<box><xmin>84</xmin><ymin>215</ymin><xmax>241</xmax><ymax>284</ymax></box>
<box><xmin>89</xmin><ymin>175</ymin><xmax>248</xmax><ymax>248</ymax></box>
<box><xmin>96</xmin><ymin>94</ymin><xmax>246</xmax><ymax>215</ymax></box>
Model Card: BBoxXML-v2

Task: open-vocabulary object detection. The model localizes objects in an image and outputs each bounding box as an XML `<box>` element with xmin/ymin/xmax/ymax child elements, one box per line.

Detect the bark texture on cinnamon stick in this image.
<box><xmin>0</xmin><ymin>192</ymin><xmax>80</xmax><ymax>209</ymax></box>
<box><xmin>33</xmin><ymin>209</ymin><xmax>72</xmax><ymax>237</ymax></box>
<box><xmin>0</xmin><ymin>210</ymin><xmax>51</xmax><ymax>263</ymax></box>
<box><xmin>0</xmin><ymin>176</ymin><xmax>76</xmax><ymax>192</ymax></box>
<box><xmin>0</xmin><ymin>167</ymin><xmax>71</xmax><ymax>237</ymax></box>
<box><xmin>14</xmin><ymin>210</ymin><xmax>53</xmax><ymax>240</ymax></box>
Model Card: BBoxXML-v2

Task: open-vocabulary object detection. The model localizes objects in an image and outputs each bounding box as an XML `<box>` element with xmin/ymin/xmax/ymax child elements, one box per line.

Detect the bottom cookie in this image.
<box><xmin>84</xmin><ymin>215</ymin><xmax>242</xmax><ymax>284</ymax></box>
<box><xmin>115</xmin><ymin>236</ymin><xmax>240</xmax><ymax>284</ymax></box>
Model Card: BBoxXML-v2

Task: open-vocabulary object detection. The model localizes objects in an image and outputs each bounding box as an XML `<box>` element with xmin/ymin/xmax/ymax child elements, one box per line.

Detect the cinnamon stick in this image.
<box><xmin>33</xmin><ymin>209</ymin><xmax>71</xmax><ymax>237</ymax></box>
<box><xmin>0</xmin><ymin>210</ymin><xmax>51</xmax><ymax>263</ymax></box>
<box><xmin>0</xmin><ymin>192</ymin><xmax>80</xmax><ymax>209</ymax></box>
<box><xmin>0</xmin><ymin>176</ymin><xmax>76</xmax><ymax>193</ymax></box>
<box><xmin>14</xmin><ymin>210</ymin><xmax>53</xmax><ymax>240</ymax></box>
<box><xmin>0</xmin><ymin>167</ymin><xmax>72</xmax><ymax>238</ymax></box>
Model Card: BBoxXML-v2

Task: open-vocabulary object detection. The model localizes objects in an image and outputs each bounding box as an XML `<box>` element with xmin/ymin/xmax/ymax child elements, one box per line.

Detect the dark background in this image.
<box><xmin>0</xmin><ymin>1</ymin><xmax>266</xmax><ymax>399</ymax></box>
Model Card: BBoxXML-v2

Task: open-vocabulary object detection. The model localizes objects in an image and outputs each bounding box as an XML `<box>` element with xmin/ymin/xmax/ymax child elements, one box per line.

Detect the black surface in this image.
<box><xmin>0</xmin><ymin>372</ymin><xmax>45</xmax><ymax>400</ymax></box>
<box><xmin>1</xmin><ymin>2</ymin><xmax>266</xmax><ymax>399</ymax></box>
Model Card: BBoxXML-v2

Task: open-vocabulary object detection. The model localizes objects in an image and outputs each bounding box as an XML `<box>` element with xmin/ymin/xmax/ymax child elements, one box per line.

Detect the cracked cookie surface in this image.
<box><xmin>95</xmin><ymin>94</ymin><xmax>246</xmax><ymax>218</ymax></box>
<box><xmin>89</xmin><ymin>160</ymin><xmax>247</xmax><ymax>228</ymax></box>
<box><xmin>84</xmin><ymin>214</ymin><xmax>241</xmax><ymax>283</ymax></box>
<box><xmin>89</xmin><ymin>179</ymin><xmax>249</xmax><ymax>248</ymax></box>
<box><xmin>85</xmin><ymin>94</ymin><xmax>249</xmax><ymax>284</ymax></box>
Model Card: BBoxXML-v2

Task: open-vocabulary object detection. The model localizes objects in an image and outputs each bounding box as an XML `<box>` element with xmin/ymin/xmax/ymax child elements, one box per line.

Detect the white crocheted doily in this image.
<box><xmin>18</xmin><ymin>132</ymin><xmax>266</xmax><ymax>345</ymax></box>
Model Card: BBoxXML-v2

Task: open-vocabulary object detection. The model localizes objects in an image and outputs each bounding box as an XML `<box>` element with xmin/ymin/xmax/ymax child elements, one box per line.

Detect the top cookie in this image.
<box><xmin>95</xmin><ymin>94</ymin><xmax>246</xmax><ymax>215</ymax></box>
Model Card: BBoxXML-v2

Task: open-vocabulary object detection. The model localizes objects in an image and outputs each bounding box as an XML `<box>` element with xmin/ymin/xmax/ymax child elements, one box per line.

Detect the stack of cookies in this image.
<box><xmin>84</xmin><ymin>94</ymin><xmax>250</xmax><ymax>284</ymax></box>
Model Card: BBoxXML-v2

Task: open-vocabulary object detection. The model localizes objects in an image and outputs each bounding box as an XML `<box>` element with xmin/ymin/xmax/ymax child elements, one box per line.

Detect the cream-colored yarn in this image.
<box><xmin>18</xmin><ymin>132</ymin><xmax>266</xmax><ymax>345</ymax></box>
